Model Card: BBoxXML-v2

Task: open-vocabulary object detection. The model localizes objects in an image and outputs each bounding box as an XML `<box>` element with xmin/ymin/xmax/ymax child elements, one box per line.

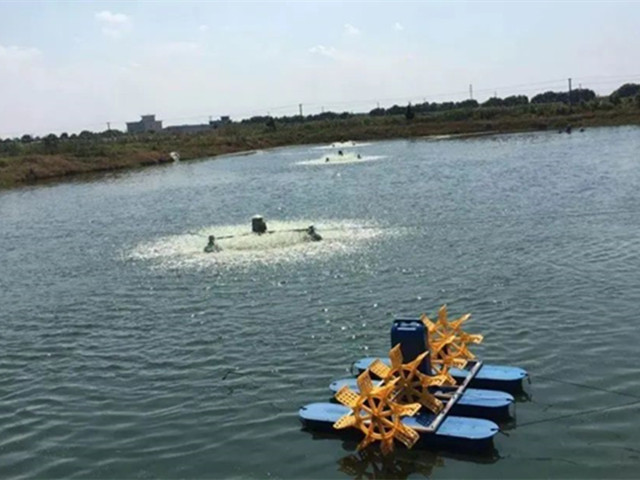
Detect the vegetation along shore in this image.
<box><xmin>2</xmin><ymin>83</ymin><xmax>640</xmax><ymax>190</ymax></box>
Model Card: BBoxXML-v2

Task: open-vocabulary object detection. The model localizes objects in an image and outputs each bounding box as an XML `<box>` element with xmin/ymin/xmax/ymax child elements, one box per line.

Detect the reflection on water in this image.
<box><xmin>338</xmin><ymin>447</ymin><xmax>444</xmax><ymax>480</ymax></box>
<box><xmin>306</xmin><ymin>428</ymin><xmax>499</xmax><ymax>479</ymax></box>
<box><xmin>337</xmin><ymin>442</ymin><xmax>499</xmax><ymax>479</ymax></box>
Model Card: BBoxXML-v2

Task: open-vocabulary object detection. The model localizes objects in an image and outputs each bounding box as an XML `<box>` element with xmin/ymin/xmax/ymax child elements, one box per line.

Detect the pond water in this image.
<box><xmin>1</xmin><ymin>126</ymin><xmax>640</xmax><ymax>478</ymax></box>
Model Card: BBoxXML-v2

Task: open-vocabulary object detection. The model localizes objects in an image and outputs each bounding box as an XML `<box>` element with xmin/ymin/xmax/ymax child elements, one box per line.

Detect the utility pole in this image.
<box><xmin>299</xmin><ymin>103</ymin><xmax>303</xmax><ymax>118</ymax></box>
<box><xmin>469</xmin><ymin>84</ymin><xmax>473</xmax><ymax>100</ymax></box>
<box><xmin>377</xmin><ymin>101</ymin><xmax>380</xmax><ymax>109</ymax></box>
<box><xmin>106</xmin><ymin>122</ymin><xmax>111</xmax><ymax>131</ymax></box>
<box><xmin>568</xmin><ymin>77</ymin><xmax>573</xmax><ymax>113</ymax></box>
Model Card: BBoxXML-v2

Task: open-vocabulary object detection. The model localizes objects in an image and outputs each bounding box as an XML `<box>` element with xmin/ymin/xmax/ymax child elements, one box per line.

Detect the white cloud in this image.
<box><xmin>394</xmin><ymin>22</ymin><xmax>404</xmax><ymax>31</ymax></box>
<box><xmin>344</xmin><ymin>23</ymin><xmax>360</xmax><ymax>36</ymax></box>
<box><xmin>198</xmin><ymin>24</ymin><xmax>209</xmax><ymax>33</ymax></box>
<box><xmin>95</xmin><ymin>10</ymin><xmax>132</xmax><ymax>38</ymax></box>
<box><xmin>308</xmin><ymin>45</ymin><xmax>340</xmax><ymax>60</ymax></box>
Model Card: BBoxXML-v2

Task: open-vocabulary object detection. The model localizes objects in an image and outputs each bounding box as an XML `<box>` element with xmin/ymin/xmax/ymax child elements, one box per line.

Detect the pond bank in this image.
<box><xmin>2</xmin><ymin>109</ymin><xmax>639</xmax><ymax>190</ymax></box>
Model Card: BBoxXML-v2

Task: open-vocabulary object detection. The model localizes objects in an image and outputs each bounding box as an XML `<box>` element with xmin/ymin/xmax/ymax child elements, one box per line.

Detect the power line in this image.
<box><xmin>3</xmin><ymin>74</ymin><xmax>639</xmax><ymax>138</ymax></box>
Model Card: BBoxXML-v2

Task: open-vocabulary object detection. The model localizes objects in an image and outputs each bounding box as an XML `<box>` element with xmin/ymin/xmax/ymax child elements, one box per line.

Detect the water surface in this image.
<box><xmin>1</xmin><ymin>126</ymin><xmax>640</xmax><ymax>478</ymax></box>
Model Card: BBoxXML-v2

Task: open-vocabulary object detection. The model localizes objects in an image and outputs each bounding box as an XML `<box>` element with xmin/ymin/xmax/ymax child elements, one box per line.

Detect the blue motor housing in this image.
<box><xmin>390</xmin><ymin>317</ymin><xmax>430</xmax><ymax>374</ymax></box>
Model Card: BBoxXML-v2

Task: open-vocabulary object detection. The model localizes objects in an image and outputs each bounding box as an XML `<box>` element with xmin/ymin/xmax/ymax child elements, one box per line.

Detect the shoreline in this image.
<box><xmin>2</xmin><ymin>110</ymin><xmax>639</xmax><ymax>191</ymax></box>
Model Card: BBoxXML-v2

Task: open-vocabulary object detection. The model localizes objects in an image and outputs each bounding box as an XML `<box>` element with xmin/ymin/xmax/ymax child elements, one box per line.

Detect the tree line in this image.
<box><xmin>2</xmin><ymin>83</ymin><xmax>640</xmax><ymax>153</ymax></box>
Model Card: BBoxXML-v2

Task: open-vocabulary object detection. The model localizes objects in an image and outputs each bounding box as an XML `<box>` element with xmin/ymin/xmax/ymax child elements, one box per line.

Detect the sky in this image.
<box><xmin>1</xmin><ymin>1</ymin><xmax>639</xmax><ymax>137</ymax></box>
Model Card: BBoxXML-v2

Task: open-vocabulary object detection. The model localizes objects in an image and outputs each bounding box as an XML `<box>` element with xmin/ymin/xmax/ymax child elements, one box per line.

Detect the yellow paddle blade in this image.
<box><xmin>423</xmin><ymin>372</ymin><xmax>449</xmax><ymax>386</ymax></box>
<box><xmin>466</xmin><ymin>333</ymin><xmax>484</xmax><ymax>344</ymax></box>
<box><xmin>335</xmin><ymin>386</ymin><xmax>360</xmax><ymax>408</ymax></box>
<box><xmin>370</xmin><ymin>359</ymin><xmax>392</xmax><ymax>380</ymax></box>
<box><xmin>406</xmin><ymin>350</ymin><xmax>430</xmax><ymax>372</ymax></box>
<box><xmin>357</xmin><ymin>370</ymin><xmax>374</xmax><ymax>395</ymax></box>
<box><xmin>333</xmin><ymin>413</ymin><xmax>357</xmax><ymax>430</ymax></box>
<box><xmin>397</xmin><ymin>402</ymin><xmax>421</xmax><ymax>417</ymax></box>
<box><xmin>449</xmin><ymin>312</ymin><xmax>471</xmax><ymax>330</ymax></box>
<box><xmin>437</xmin><ymin>305</ymin><xmax>449</xmax><ymax>327</ymax></box>
<box><xmin>420</xmin><ymin>313</ymin><xmax>437</xmax><ymax>334</ymax></box>
<box><xmin>395</xmin><ymin>422</ymin><xmax>420</xmax><ymax>449</ymax></box>
<box><xmin>430</xmin><ymin>334</ymin><xmax>455</xmax><ymax>357</ymax></box>
<box><xmin>418</xmin><ymin>393</ymin><xmax>443</xmax><ymax>414</ymax></box>
<box><xmin>388</xmin><ymin>344</ymin><xmax>404</xmax><ymax>369</ymax></box>
<box><xmin>431</xmin><ymin>362</ymin><xmax>457</xmax><ymax>386</ymax></box>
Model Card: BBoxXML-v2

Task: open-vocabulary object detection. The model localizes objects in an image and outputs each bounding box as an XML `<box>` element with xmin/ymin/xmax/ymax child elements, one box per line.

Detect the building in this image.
<box><xmin>126</xmin><ymin>115</ymin><xmax>163</xmax><ymax>134</ymax></box>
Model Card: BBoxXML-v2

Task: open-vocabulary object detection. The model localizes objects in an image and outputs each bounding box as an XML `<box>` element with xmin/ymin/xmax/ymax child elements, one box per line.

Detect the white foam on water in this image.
<box><xmin>128</xmin><ymin>219</ymin><xmax>387</xmax><ymax>270</ymax></box>
<box><xmin>297</xmin><ymin>154</ymin><xmax>385</xmax><ymax>166</ymax></box>
<box><xmin>314</xmin><ymin>141</ymin><xmax>372</xmax><ymax>150</ymax></box>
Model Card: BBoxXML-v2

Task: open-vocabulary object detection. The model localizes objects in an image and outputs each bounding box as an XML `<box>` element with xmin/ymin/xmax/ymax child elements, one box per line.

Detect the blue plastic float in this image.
<box><xmin>328</xmin><ymin>379</ymin><xmax>514</xmax><ymax>422</ymax></box>
<box><xmin>353</xmin><ymin>357</ymin><xmax>528</xmax><ymax>395</ymax></box>
<box><xmin>298</xmin><ymin>306</ymin><xmax>529</xmax><ymax>455</ymax></box>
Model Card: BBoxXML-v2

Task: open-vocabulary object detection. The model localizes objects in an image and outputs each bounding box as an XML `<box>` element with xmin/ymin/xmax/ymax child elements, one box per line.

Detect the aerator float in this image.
<box><xmin>299</xmin><ymin>306</ymin><xmax>529</xmax><ymax>455</ymax></box>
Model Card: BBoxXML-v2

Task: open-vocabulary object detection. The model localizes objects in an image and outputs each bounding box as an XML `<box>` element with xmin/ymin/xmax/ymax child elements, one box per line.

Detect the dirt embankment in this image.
<box><xmin>2</xmin><ymin>109</ymin><xmax>639</xmax><ymax>190</ymax></box>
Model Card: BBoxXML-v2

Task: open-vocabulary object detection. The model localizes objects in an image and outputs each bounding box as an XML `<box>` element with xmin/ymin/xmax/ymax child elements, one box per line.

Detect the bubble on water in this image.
<box><xmin>341</xmin><ymin>326</ymin><xmax>347</xmax><ymax>331</ymax></box>
<box><xmin>128</xmin><ymin>218</ymin><xmax>390</xmax><ymax>270</ymax></box>
<box><xmin>297</xmin><ymin>154</ymin><xmax>386</xmax><ymax>166</ymax></box>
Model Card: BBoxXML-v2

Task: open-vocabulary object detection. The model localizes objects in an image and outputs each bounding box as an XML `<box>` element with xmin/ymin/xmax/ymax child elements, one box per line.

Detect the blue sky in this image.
<box><xmin>1</xmin><ymin>1</ymin><xmax>639</xmax><ymax>136</ymax></box>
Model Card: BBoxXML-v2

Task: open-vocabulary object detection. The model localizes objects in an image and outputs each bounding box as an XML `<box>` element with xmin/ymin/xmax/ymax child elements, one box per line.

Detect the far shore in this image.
<box><xmin>2</xmin><ymin>108</ymin><xmax>639</xmax><ymax>191</ymax></box>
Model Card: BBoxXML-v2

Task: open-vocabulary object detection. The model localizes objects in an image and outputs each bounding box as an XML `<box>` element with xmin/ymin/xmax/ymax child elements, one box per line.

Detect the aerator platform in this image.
<box><xmin>298</xmin><ymin>305</ymin><xmax>529</xmax><ymax>455</ymax></box>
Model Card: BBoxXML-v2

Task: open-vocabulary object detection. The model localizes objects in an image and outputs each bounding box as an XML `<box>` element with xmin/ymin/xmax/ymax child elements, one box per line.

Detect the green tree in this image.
<box><xmin>265</xmin><ymin>117</ymin><xmax>276</xmax><ymax>131</ymax></box>
<box><xmin>43</xmin><ymin>133</ymin><xmax>59</xmax><ymax>154</ymax></box>
<box><xmin>21</xmin><ymin>134</ymin><xmax>33</xmax><ymax>143</ymax></box>
<box><xmin>503</xmin><ymin>95</ymin><xmax>528</xmax><ymax>107</ymax></box>
<box><xmin>405</xmin><ymin>103</ymin><xmax>415</xmax><ymax>120</ymax></box>
<box><xmin>611</xmin><ymin>83</ymin><xmax>640</xmax><ymax>101</ymax></box>
<box><xmin>482</xmin><ymin>97</ymin><xmax>504</xmax><ymax>108</ymax></box>
<box><xmin>78</xmin><ymin>130</ymin><xmax>95</xmax><ymax>140</ymax></box>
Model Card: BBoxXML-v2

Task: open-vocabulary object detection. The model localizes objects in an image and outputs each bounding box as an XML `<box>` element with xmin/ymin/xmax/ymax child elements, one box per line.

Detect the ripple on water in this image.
<box><xmin>3</xmin><ymin>128</ymin><xmax>640</xmax><ymax>478</ymax></box>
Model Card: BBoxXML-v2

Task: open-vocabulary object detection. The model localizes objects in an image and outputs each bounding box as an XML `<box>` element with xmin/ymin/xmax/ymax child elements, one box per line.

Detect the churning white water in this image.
<box><xmin>129</xmin><ymin>219</ymin><xmax>391</xmax><ymax>269</ymax></box>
